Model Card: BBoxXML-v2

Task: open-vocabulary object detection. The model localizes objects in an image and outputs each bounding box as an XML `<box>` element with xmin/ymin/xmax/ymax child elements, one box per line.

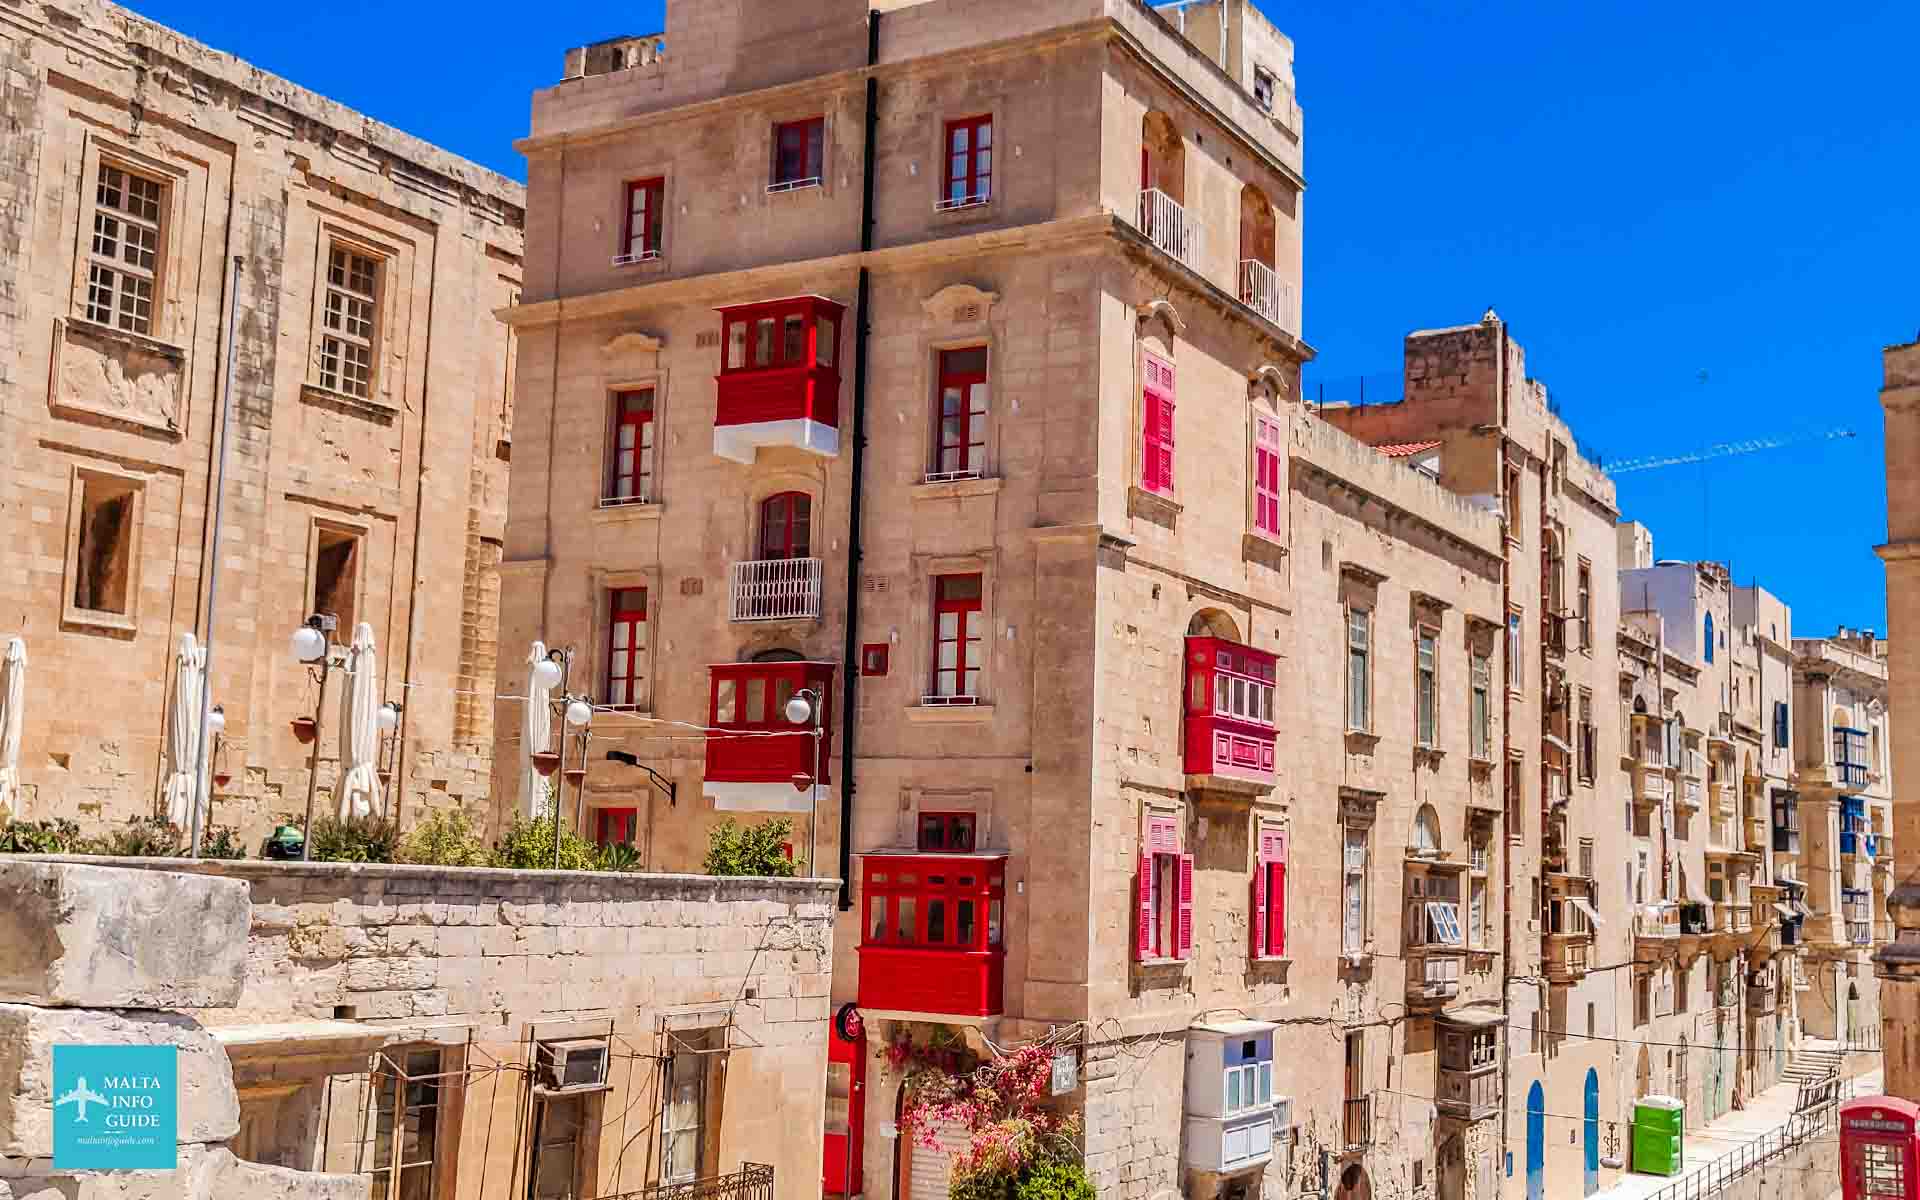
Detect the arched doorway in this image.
<box><xmin>1846</xmin><ymin>981</ymin><xmax>1860</xmax><ymax>1044</ymax></box>
<box><xmin>1187</xmin><ymin>609</ymin><xmax>1241</xmax><ymax>641</ymax></box>
<box><xmin>1583</xmin><ymin>1068</ymin><xmax>1600</xmax><ymax>1196</ymax></box>
<box><xmin>1526</xmin><ymin>1081</ymin><xmax>1545</xmax><ymax>1200</ymax></box>
<box><xmin>1140</xmin><ymin>111</ymin><xmax>1184</xmax><ymax>203</ymax></box>
<box><xmin>893</xmin><ymin>1084</ymin><xmax>968</xmax><ymax>1200</ymax></box>
<box><xmin>1333</xmin><ymin>1164</ymin><xmax>1371</xmax><ymax>1200</ymax></box>
<box><xmin>1237</xmin><ymin>185</ymin><xmax>1277</xmax><ymax>318</ymax></box>
<box><xmin>1438</xmin><ymin>1133</ymin><xmax>1466</xmax><ymax>1200</ymax></box>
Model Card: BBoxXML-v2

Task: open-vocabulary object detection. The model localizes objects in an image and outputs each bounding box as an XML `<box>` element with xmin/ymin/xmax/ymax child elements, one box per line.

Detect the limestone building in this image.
<box><xmin>0</xmin><ymin>0</ymin><xmax>524</xmax><ymax>843</ymax></box>
<box><xmin>1876</xmin><ymin>338</ymin><xmax>1920</xmax><ymax>1100</ymax></box>
<box><xmin>490</xmin><ymin>2</ymin><xmax>1554</xmax><ymax>1199</ymax></box>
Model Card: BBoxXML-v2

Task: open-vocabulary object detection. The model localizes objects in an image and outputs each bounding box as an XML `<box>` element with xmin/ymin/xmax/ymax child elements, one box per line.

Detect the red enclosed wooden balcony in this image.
<box><xmin>713</xmin><ymin>296</ymin><xmax>845</xmax><ymax>463</ymax></box>
<box><xmin>857</xmin><ymin>851</ymin><xmax>1006</xmax><ymax>1018</ymax></box>
<box><xmin>1183</xmin><ymin>636</ymin><xmax>1278</xmax><ymax>792</ymax></box>
<box><xmin>702</xmin><ymin>660</ymin><xmax>834</xmax><ymax>812</ymax></box>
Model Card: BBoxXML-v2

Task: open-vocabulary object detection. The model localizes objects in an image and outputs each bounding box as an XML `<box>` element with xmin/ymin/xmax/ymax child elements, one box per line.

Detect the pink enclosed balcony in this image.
<box><xmin>713</xmin><ymin>296</ymin><xmax>844</xmax><ymax>463</ymax></box>
<box><xmin>702</xmin><ymin>660</ymin><xmax>834</xmax><ymax>812</ymax></box>
<box><xmin>1183</xmin><ymin>636</ymin><xmax>1278</xmax><ymax>794</ymax></box>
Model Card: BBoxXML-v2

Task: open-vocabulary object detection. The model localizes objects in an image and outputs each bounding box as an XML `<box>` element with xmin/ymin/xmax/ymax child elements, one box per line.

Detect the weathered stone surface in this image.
<box><xmin>0</xmin><ymin>1144</ymin><xmax>367</xmax><ymax>1199</ymax></box>
<box><xmin>0</xmin><ymin>1007</ymin><xmax>238</xmax><ymax>1160</ymax></box>
<box><xmin>0</xmin><ymin>862</ymin><xmax>248</xmax><ymax>1009</ymax></box>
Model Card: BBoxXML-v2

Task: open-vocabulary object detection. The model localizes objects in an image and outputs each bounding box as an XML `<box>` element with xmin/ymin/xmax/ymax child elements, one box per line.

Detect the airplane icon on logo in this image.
<box><xmin>55</xmin><ymin>1078</ymin><xmax>109</xmax><ymax>1124</ymax></box>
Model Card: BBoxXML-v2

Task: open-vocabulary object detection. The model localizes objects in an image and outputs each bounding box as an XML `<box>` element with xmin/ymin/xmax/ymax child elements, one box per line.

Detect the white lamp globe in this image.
<box><xmin>377</xmin><ymin>702</ymin><xmax>401</xmax><ymax>733</ymax></box>
<box><xmin>207</xmin><ymin>706</ymin><xmax>226</xmax><ymax>735</ymax></box>
<box><xmin>565</xmin><ymin>698</ymin><xmax>594</xmax><ymax>728</ymax></box>
<box><xmin>785</xmin><ymin>693</ymin><xmax>814</xmax><ymax>725</ymax></box>
<box><xmin>532</xmin><ymin>658</ymin><xmax>564</xmax><ymax>690</ymax></box>
<box><xmin>291</xmin><ymin>624</ymin><xmax>326</xmax><ymax>663</ymax></box>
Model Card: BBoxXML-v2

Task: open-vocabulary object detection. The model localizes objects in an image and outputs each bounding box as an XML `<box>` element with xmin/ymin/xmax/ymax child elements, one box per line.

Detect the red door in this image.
<box><xmin>824</xmin><ymin>1014</ymin><xmax>866</xmax><ymax>1196</ymax></box>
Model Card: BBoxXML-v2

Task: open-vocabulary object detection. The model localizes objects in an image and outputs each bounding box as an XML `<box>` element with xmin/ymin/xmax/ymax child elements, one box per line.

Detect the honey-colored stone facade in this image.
<box><xmin>1877</xmin><ymin>339</ymin><xmax>1920</xmax><ymax>1099</ymax></box>
<box><xmin>0</xmin><ymin>0</ymin><xmax>523</xmax><ymax>845</ymax></box>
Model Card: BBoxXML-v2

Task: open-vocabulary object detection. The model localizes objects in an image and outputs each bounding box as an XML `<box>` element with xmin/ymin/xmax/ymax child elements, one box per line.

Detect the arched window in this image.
<box><xmin>1413</xmin><ymin>804</ymin><xmax>1441</xmax><ymax>854</ymax></box>
<box><xmin>1187</xmin><ymin>609</ymin><xmax>1241</xmax><ymax>641</ymax></box>
<box><xmin>757</xmin><ymin>492</ymin><xmax>811</xmax><ymax>560</ymax></box>
<box><xmin>1703</xmin><ymin>613</ymin><xmax>1715</xmax><ymax>663</ymax></box>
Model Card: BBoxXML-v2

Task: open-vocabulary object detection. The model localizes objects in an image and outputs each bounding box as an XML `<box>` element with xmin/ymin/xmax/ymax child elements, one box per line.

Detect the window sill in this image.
<box><xmin>912</xmin><ymin>475</ymin><xmax>1001</xmax><ymax>502</ymax></box>
<box><xmin>61</xmin><ymin>605</ymin><xmax>136</xmax><ymax>636</ymax></box>
<box><xmin>63</xmin><ymin>316</ymin><xmax>188</xmax><ymax>365</ymax></box>
<box><xmin>907</xmin><ymin>702</ymin><xmax>994</xmax><ymax>725</ymax></box>
<box><xmin>591</xmin><ymin>500</ymin><xmax>664</xmax><ymax>524</ymax></box>
<box><xmin>1344</xmin><ymin>730</ymin><xmax>1381</xmax><ymax>753</ymax></box>
<box><xmin>1128</xmin><ymin>485</ymin><xmax>1182</xmax><ymax>528</ymax></box>
<box><xmin>1250</xmin><ymin>955</ymin><xmax>1291</xmax><ymax>968</ymax></box>
<box><xmin>766</xmin><ymin>177</ymin><xmax>823</xmax><ymax>195</ymax></box>
<box><xmin>300</xmin><ymin>383</ymin><xmax>399</xmax><ymax>424</ymax></box>
<box><xmin>931</xmin><ymin>197</ymin><xmax>997</xmax><ymax>225</ymax></box>
<box><xmin>1136</xmin><ymin>956</ymin><xmax>1188</xmax><ymax>969</ymax></box>
<box><xmin>1242</xmin><ymin>531</ymin><xmax>1288</xmax><ymax>568</ymax></box>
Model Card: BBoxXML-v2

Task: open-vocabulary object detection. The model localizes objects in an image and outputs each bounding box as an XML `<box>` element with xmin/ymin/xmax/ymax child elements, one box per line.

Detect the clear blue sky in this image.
<box><xmin>128</xmin><ymin>0</ymin><xmax>1913</xmax><ymax>636</ymax></box>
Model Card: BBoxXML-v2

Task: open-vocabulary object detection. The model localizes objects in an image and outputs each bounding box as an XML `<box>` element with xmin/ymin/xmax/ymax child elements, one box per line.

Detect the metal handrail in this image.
<box><xmin>1638</xmin><ymin>1077</ymin><xmax>1849</xmax><ymax>1200</ymax></box>
<box><xmin>595</xmin><ymin>1163</ymin><xmax>775</xmax><ymax>1200</ymax></box>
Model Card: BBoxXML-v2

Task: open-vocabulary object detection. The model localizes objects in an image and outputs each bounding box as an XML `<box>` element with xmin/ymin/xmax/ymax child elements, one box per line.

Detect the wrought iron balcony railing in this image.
<box><xmin>596</xmin><ymin>1163</ymin><xmax>775</xmax><ymax>1200</ymax></box>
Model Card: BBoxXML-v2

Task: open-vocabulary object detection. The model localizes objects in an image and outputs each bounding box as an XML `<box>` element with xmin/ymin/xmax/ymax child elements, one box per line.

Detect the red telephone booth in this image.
<box><xmin>1841</xmin><ymin>1095</ymin><xmax>1920</xmax><ymax>1199</ymax></box>
<box><xmin>823</xmin><ymin>1004</ymin><xmax>866</xmax><ymax>1197</ymax></box>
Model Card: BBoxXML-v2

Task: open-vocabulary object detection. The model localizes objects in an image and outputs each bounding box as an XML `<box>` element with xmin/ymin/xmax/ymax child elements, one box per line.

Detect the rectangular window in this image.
<box><xmin>917</xmin><ymin>811</ymin><xmax>977</xmax><ymax>852</ymax></box>
<box><xmin>1634</xmin><ymin>975</ymin><xmax>1650</xmax><ymax>1026</ymax></box>
<box><xmin>1505</xmin><ymin>758</ymin><xmax>1523</xmax><ymax>841</ymax></box>
<box><xmin>622</xmin><ymin>178</ymin><xmax>664</xmax><ymax>261</ymax></box>
<box><xmin>1773</xmin><ymin>701</ymin><xmax>1789</xmax><ymax>750</ymax></box>
<box><xmin>596</xmin><ymin>806</ymin><xmax>638</xmax><ymax>848</ymax></box>
<box><xmin>1342</xmin><ymin>826</ymin><xmax>1368</xmax><ymax>955</ymax></box>
<box><xmin>606</xmin><ymin>588</ymin><xmax>648</xmax><ymax>707</ymax></box>
<box><xmin>530</xmin><ymin>1093</ymin><xmax>584</xmax><ymax>1200</ymax></box>
<box><xmin>942</xmin><ymin>115</ymin><xmax>992</xmax><ymax>207</ymax></box>
<box><xmin>1578</xmin><ymin>692</ymin><xmax>1596</xmax><ymax>783</ymax></box>
<box><xmin>1468</xmin><ymin>876</ymin><xmax>1487</xmax><ymax>948</ymax></box>
<box><xmin>1470</xmin><ymin>651</ymin><xmax>1492</xmax><ymax>759</ymax></box>
<box><xmin>318</xmin><ymin>245</ymin><xmax>381</xmax><ymax>399</ymax></box>
<box><xmin>1347</xmin><ymin>607</ymin><xmax>1371</xmax><ymax>732</ymax></box>
<box><xmin>933</xmin><ymin>347</ymin><xmax>989</xmax><ymax>478</ymax></box>
<box><xmin>1136</xmin><ymin>815</ymin><xmax>1191</xmax><ymax>960</ymax></box>
<box><xmin>1507</xmin><ymin>609</ymin><xmax>1523</xmax><ymax>690</ymax></box>
<box><xmin>931</xmin><ymin>573</ymin><xmax>984</xmax><ymax>699</ymax></box>
<box><xmin>1577</xmin><ymin>560</ymin><xmax>1593</xmax><ymax>649</ymax></box>
<box><xmin>661</xmin><ymin>1030</ymin><xmax>716</xmax><ymax>1184</ymax></box>
<box><xmin>1253</xmin><ymin>415</ymin><xmax>1282</xmax><ymax>536</ymax></box>
<box><xmin>606</xmin><ymin>389</ymin><xmax>656</xmax><ymax>503</ymax></box>
<box><xmin>1141</xmin><ymin>351</ymin><xmax>1175</xmax><ymax>495</ymax></box>
<box><xmin>1253</xmin><ymin>824</ymin><xmax>1286</xmax><ymax>958</ymax></box>
<box><xmin>69</xmin><ymin>472</ymin><xmax>139</xmax><ymax>617</ymax></box>
<box><xmin>371</xmin><ymin>1047</ymin><xmax>442</xmax><ymax>1200</ymax></box>
<box><xmin>312</xmin><ymin>526</ymin><xmax>362</xmax><ymax>634</ymax></box>
<box><xmin>771</xmin><ymin>117</ymin><xmax>824</xmax><ymax>188</ymax></box>
<box><xmin>1252</xmin><ymin>66</ymin><xmax>1276</xmax><ymax>112</ymax></box>
<box><xmin>85</xmin><ymin>163</ymin><xmax>165</xmax><ymax>335</ymax></box>
<box><xmin>1416</xmin><ymin>629</ymin><xmax>1438</xmax><ymax>748</ymax></box>
<box><xmin>1505</xmin><ymin>464</ymin><xmax>1523</xmax><ymax>545</ymax></box>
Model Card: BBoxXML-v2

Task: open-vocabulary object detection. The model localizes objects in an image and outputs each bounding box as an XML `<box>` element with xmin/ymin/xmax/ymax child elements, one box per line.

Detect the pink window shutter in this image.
<box><xmin>1142</xmin><ymin>353</ymin><xmax>1175</xmax><ymax>495</ymax></box>
<box><xmin>1269</xmin><ymin>862</ymin><xmax>1287</xmax><ymax>957</ymax></box>
<box><xmin>1250</xmin><ymin>858</ymin><xmax>1267</xmax><ymax>959</ymax></box>
<box><xmin>1175</xmin><ymin>853</ymin><xmax>1194</xmax><ymax>959</ymax></box>
<box><xmin>1136</xmin><ymin>852</ymin><xmax>1154</xmax><ymax>960</ymax></box>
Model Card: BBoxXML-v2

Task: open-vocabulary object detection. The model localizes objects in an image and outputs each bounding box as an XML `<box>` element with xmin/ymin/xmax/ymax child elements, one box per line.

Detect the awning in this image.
<box><xmin>1570</xmin><ymin>897</ymin><xmax>1605</xmax><ymax>927</ymax></box>
<box><xmin>1772</xmin><ymin>903</ymin><xmax>1797</xmax><ymax>922</ymax></box>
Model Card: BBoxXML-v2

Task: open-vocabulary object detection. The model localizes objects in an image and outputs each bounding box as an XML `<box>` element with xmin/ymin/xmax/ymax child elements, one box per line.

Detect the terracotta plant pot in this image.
<box><xmin>531</xmin><ymin>751</ymin><xmax>562</xmax><ymax>777</ymax></box>
<box><xmin>562</xmin><ymin>767</ymin><xmax>586</xmax><ymax>787</ymax></box>
<box><xmin>212</xmin><ymin>773</ymin><xmax>232</xmax><ymax>789</ymax></box>
<box><xmin>291</xmin><ymin>716</ymin><xmax>317</xmax><ymax>745</ymax></box>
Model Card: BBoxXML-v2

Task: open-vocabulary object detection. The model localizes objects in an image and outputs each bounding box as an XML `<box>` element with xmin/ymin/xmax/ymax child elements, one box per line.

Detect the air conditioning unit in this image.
<box><xmin>535</xmin><ymin>1038</ymin><xmax>610</xmax><ymax>1093</ymax></box>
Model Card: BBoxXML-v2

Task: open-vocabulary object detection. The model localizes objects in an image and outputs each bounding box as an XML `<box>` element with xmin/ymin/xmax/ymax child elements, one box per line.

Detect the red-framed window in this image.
<box><xmin>1141</xmin><ymin>351</ymin><xmax>1175</xmax><ymax>495</ymax></box>
<box><xmin>607</xmin><ymin>389</ymin><xmax>656</xmax><ymax>502</ymax></box>
<box><xmin>861</xmin><ymin>643</ymin><xmax>890</xmax><ymax>677</ymax></box>
<box><xmin>606</xmin><ymin>588</ymin><xmax>648</xmax><ymax>707</ymax></box>
<box><xmin>706</xmin><ymin>661</ymin><xmax>835</xmax><ymax>785</ymax></box>
<box><xmin>943</xmin><ymin>115</ymin><xmax>992</xmax><ymax>205</ymax></box>
<box><xmin>1136</xmin><ymin>814</ymin><xmax>1192</xmax><ymax>961</ymax></box>
<box><xmin>862</xmin><ymin>858</ymin><xmax>1005</xmax><ymax>951</ymax></box>
<box><xmin>757</xmin><ymin>492</ymin><xmax>812</xmax><ymax>560</ymax></box>
<box><xmin>1253</xmin><ymin>414</ymin><xmax>1281</xmax><ymax>535</ymax></box>
<box><xmin>932</xmin><ymin>573</ymin><xmax>984</xmax><ymax>700</ymax></box>
<box><xmin>934</xmin><ymin>346</ymin><xmax>989</xmax><ymax>477</ymax></box>
<box><xmin>772</xmin><ymin>117</ymin><xmax>824</xmax><ymax>187</ymax></box>
<box><xmin>1252</xmin><ymin>824</ymin><xmax>1287</xmax><ymax>958</ymax></box>
<box><xmin>596</xmin><ymin>807</ymin><xmax>638</xmax><ymax>848</ymax></box>
<box><xmin>918</xmin><ymin>812</ymin><xmax>977</xmax><ymax>852</ymax></box>
<box><xmin>622</xmin><ymin>178</ymin><xmax>664</xmax><ymax>260</ymax></box>
<box><xmin>722</xmin><ymin>300</ymin><xmax>837</xmax><ymax>374</ymax></box>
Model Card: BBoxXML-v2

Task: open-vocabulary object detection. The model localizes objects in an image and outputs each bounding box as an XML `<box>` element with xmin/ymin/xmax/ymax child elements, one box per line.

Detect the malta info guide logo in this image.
<box><xmin>51</xmin><ymin>1045</ymin><xmax>178</xmax><ymax>1170</ymax></box>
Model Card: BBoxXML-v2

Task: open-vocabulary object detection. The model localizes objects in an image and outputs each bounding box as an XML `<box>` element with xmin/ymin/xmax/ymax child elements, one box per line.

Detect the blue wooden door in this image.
<box><xmin>1583</xmin><ymin>1069</ymin><xmax>1600</xmax><ymax>1195</ymax></box>
<box><xmin>1527</xmin><ymin>1081</ymin><xmax>1545</xmax><ymax>1200</ymax></box>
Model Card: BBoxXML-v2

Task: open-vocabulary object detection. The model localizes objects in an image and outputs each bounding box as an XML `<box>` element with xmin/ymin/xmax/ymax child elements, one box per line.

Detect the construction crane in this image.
<box><xmin>1603</xmin><ymin>427</ymin><xmax>1857</xmax><ymax>475</ymax></box>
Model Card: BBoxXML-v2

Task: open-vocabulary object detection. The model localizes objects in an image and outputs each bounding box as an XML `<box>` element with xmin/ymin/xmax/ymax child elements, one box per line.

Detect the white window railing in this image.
<box><xmin>728</xmin><ymin>557</ymin><xmax>822</xmax><ymax>622</ymax></box>
<box><xmin>1135</xmin><ymin>188</ymin><xmax>1202</xmax><ymax>268</ymax></box>
<box><xmin>1239</xmin><ymin>260</ymin><xmax>1297</xmax><ymax>334</ymax></box>
<box><xmin>611</xmin><ymin>249</ymin><xmax>661</xmax><ymax>267</ymax></box>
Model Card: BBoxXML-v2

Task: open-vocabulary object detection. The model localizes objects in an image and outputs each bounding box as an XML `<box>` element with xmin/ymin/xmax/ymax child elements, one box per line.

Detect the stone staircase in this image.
<box><xmin>1782</xmin><ymin>1038</ymin><xmax>1843</xmax><ymax>1086</ymax></box>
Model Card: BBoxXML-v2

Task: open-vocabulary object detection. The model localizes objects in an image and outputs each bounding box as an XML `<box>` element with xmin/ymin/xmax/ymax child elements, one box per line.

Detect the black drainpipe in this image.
<box><xmin>837</xmin><ymin>9</ymin><xmax>881</xmax><ymax>911</ymax></box>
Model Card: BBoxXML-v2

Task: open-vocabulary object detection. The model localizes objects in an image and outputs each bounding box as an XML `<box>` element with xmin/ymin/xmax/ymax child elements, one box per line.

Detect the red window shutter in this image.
<box><xmin>1136</xmin><ymin>853</ymin><xmax>1154</xmax><ymax>960</ymax></box>
<box><xmin>1250</xmin><ymin>859</ymin><xmax>1267</xmax><ymax>960</ymax></box>
<box><xmin>1142</xmin><ymin>353</ymin><xmax>1175</xmax><ymax>495</ymax></box>
<box><xmin>1270</xmin><ymin>861</ymin><xmax>1287</xmax><ymax>957</ymax></box>
<box><xmin>1175</xmin><ymin>853</ymin><xmax>1194</xmax><ymax>959</ymax></box>
<box><xmin>1254</xmin><ymin>416</ymin><xmax>1281</xmax><ymax>535</ymax></box>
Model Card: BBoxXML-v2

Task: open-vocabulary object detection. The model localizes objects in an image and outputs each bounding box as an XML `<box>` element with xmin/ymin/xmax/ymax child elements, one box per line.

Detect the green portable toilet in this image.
<box><xmin>1632</xmin><ymin>1095</ymin><xmax>1685</xmax><ymax>1176</ymax></box>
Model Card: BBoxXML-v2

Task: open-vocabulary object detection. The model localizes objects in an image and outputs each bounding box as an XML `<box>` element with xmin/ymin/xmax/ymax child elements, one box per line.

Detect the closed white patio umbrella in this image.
<box><xmin>336</xmin><ymin>622</ymin><xmax>382</xmax><ymax>820</ymax></box>
<box><xmin>0</xmin><ymin>638</ymin><xmax>25</xmax><ymax>817</ymax></box>
<box><xmin>523</xmin><ymin>640</ymin><xmax>554</xmax><ymax>817</ymax></box>
<box><xmin>162</xmin><ymin>633</ymin><xmax>205</xmax><ymax>829</ymax></box>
